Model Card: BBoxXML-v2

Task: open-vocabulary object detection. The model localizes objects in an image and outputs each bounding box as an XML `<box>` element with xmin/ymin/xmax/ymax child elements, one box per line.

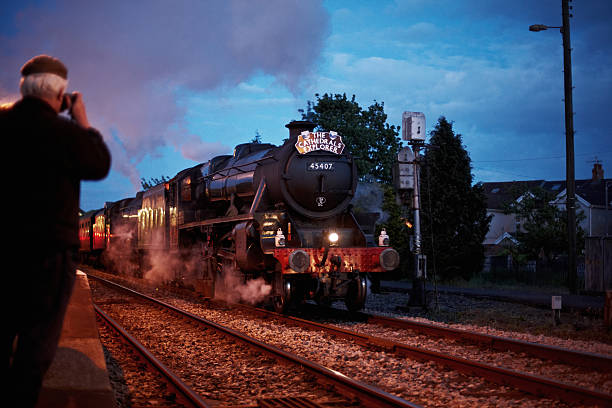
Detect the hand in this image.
<box><xmin>69</xmin><ymin>92</ymin><xmax>91</xmax><ymax>129</ymax></box>
<box><xmin>60</xmin><ymin>93</ymin><xmax>73</xmax><ymax>112</ymax></box>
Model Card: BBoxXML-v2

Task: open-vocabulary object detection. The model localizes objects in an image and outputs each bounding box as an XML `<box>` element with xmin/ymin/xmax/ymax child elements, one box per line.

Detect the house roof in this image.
<box><xmin>574</xmin><ymin>179</ymin><xmax>611</xmax><ymax>207</ymax></box>
<box><xmin>495</xmin><ymin>231</ymin><xmax>519</xmax><ymax>246</ymax></box>
<box><xmin>483</xmin><ymin>178</ymin><xmax>612</xmax><ymax>209</ymax></box>
<box><xmin>482</xmin><ymin>180</ymin><xmax>545</xmax><ymax>210</ymax></box>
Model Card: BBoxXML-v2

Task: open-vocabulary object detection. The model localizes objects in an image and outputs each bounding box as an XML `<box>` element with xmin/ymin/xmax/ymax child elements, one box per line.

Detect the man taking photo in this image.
<box><xmin>2</xmin><ymin>54</ymin><xmax>111</xmax><ymax>407</ymax></box>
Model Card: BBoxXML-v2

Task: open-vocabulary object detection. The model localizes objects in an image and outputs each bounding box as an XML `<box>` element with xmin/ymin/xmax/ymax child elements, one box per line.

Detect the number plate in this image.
<box><xmin>307</xmin><ymin>162</ymin><xmax>335</xmax><ymax>171</ymax></box>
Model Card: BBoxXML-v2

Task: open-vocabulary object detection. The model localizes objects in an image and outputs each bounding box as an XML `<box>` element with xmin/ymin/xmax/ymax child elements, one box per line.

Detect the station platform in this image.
<box><xmin>36</xmin><ymin>270</ymin><xmax>115</xmax><ymax>408</ymax></box>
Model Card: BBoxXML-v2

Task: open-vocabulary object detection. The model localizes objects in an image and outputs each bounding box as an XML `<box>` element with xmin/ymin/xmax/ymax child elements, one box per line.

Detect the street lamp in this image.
<box><xmin>528</xmin><ymin>24</ymin><xmax>561</xmax><ymax>32</ymax></box>
<box><xmin>529</xmin><ymin>24</ymin><xmax>563</xmax><ymax>32</ymax></box>
<box><xmin>530</xmin><ymin>0</ymin><xmax>578</xmax><ymax>293</ymax></box>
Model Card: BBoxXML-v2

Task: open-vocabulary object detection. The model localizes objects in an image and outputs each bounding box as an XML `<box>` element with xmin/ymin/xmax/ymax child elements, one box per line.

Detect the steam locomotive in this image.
<box><xmin>79</xmin><ymin>121</ymin><xmax>400</xmax><ymax>312</ymax></box>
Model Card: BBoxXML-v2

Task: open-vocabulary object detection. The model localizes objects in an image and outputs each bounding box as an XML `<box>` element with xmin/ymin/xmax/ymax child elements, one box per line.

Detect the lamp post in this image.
<box><xmin>530</xmin><ymin>0</ymin><xmax>578</xmax><ymax>293</ymax></box>
<box><xmin>606</xmin><ymin>181</ymin><xmax>611</xmax><ymax>237</ymax></box>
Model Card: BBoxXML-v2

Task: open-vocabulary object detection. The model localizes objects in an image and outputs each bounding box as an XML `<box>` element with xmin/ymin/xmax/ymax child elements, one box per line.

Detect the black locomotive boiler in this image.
<box><xmin>80</xmin><ymin>120</ymin><xmax>400</xmax><ymax>312</ymax></box>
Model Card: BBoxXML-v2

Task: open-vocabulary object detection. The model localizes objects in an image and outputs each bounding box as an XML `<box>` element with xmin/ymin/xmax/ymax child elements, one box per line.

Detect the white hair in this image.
<box><xmin>20</xmin><ymin>73</ymin><xmax>67</xmax><ymax>99</ymax></box>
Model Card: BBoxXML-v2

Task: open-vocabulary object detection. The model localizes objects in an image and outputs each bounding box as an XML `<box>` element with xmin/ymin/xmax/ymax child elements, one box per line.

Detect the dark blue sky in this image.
<box><xmin>1</xmin><ymin>0</ymin><xmax>610</xmax><ymax>210</ymax></box>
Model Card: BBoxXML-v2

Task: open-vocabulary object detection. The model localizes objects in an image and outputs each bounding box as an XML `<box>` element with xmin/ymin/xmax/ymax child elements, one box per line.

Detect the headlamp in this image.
<box><xmin>378</xmin><ymin>229</ymin><xmax>389</xmax><ymax>247</ymax></box>
<box><xmin>275</xmin><ymin>228</ymin><xmax>286</xmax><ymax>247</ymax></box>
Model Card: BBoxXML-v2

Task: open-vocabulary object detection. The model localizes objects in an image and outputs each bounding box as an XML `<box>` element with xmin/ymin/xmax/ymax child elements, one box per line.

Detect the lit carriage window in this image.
<box><xmin>182</xmin><ymin>177</ymin><xmax>191</xmax><ymax>201</ymax></box>
<box><xmin>94</xmin><ymin>216</ymin><xmax>104</xmax><ymax>239</ymax></box>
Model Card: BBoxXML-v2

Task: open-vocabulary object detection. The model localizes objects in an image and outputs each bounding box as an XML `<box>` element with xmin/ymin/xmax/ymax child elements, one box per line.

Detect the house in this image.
<box><xmin>550</xmin><ymin>164</ymin><xmax>612</xmax><ymax>237</ymax></box>
<box><xmin>482</xmin><ymin>163</ymin><xmax>612</xmax><ymax>273</ymax></box>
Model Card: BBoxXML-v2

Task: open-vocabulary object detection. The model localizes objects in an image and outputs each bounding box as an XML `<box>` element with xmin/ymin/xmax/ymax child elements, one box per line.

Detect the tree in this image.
<box><xmin>503</xmin><ymin>186</ymin><xmax>585</xmax><ymax>262</ymax></box>
<box><xmin>251</xmin><ymin>130</ymin><xmax>262</xmax><ymax>144</ymax></box>
<box><xmin>420</xmin><ymin>117</ymin><xmax>491</xmax><ymax>281</ymax></box>
<box><xmin>376</xmin><ymin>185</ymin><xmax>412</xmax><ymax>278</ymax></box>
<box><xmin>300</xmin><ymin>93</ymin><xmax>401</xmax><ymax>185</ymax></box>
<box><xmin>140</xmin><ymin>175</ymin><xmax>169</xmax><ymax>190</ymax></box>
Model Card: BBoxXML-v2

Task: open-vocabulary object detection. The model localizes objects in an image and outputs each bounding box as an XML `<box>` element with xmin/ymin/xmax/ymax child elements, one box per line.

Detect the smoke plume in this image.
<box><xmin>0</xmin><ymin>0</ymin><xmax>329</xmax><ymax>188</ymax></box>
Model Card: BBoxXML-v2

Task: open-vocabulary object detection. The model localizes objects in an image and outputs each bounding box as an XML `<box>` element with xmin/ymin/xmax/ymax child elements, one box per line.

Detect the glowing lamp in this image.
<box><xmin>328</xmin><ymin>232</ymin><xmax>339</xmax><ymax>246</ymax></box>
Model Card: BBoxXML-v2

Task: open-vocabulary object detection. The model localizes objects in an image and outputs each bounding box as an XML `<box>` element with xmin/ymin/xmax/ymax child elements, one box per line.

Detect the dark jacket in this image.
<box><xmin>1</xmin><ymin>97</ymin><xmax>111</xmax><ymax>249</ymax></box>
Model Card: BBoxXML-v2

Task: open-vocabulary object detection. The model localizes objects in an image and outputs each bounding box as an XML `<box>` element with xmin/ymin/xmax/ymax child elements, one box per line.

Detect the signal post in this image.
<box><xmin>395</xmin><ymin>112</ymin><xmax>427</xmax><ymax>308</ymax></box>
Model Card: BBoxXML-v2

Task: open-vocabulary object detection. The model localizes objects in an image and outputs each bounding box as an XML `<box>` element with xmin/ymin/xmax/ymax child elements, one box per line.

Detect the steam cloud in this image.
<box><xmin>101</xmin><ymin>223</ymin><xmax>140</xmax><ymax>277</ymax></box>
<box><xmin>102</xmin><ymin>224</ymin><xmax>271</xmax><ymax>306</ymax></box>
<box><xmin>0</xmin><ymin>0</ymin><xmax>329</xmax><ymax>188</ymax></box>
<box><xmin>214</xmin><ymin>265</ymin><xmax>272</xmax><ymax>305</ymax></box>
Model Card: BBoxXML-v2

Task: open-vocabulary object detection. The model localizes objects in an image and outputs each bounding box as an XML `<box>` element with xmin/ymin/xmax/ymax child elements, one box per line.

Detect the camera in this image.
<box><xmin>60</xmin><ymin>92</ymin><xmax>77</xmax><ymax>112</ymax></box>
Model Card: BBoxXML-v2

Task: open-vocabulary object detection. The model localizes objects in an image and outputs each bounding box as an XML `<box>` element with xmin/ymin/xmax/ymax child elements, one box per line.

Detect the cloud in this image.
<box><xmin>311</xmin><ymin>41</ymin><xmax>606</xmax><ymax>181</ymax></box>
<box><xmin>0</xmin><ymin>0</ymin><xmax>329</xmax><ymax>189</ymax></box>
<box><xmin>179</xmin><ymin>137</ymin><xmax>228</xmax><ymax>163</ymax></box>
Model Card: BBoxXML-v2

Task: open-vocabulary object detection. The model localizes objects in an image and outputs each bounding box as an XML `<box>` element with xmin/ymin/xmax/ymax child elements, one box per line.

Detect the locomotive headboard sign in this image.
<box><xmin>295</xmin><ymin>131</ymin><xmax>345</xmax><ymax>155</ymax></box>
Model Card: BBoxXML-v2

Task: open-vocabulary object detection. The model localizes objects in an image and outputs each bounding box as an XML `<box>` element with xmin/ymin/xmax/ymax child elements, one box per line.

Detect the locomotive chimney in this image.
<box><xmin>285</xmin><ymin>120</ymin><xmax>316</xmax><ymax>140</ymax></box>
<box><xmin>592</xmin><ymin>162</ymin><xmax>604</xmax><ymax>182</ymax></box>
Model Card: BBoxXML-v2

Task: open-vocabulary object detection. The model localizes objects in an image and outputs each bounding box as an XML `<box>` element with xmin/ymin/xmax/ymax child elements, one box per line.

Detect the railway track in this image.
<box><xmin>322</xmin><ymin>306</ymin><xmax>612</xmax><ymax>371</ymax></box>
<box><xmin>85</xmin><ymin>270</ymin><xmax>611</xmax><ymax>406</ymax></box>
<box><xmin>90</xmin><ymin>274</ymin><xmax>420</xmax><ymax>408</ymax></box>
<box><xmin>96</xmin><ymin>304</ymin><xmax>210</xmax><ymax>407</ymax></box>
<box><xmin>252</xmin><ymin>304</ymin><xmax>612</xmax><ymax>406</ymax></box>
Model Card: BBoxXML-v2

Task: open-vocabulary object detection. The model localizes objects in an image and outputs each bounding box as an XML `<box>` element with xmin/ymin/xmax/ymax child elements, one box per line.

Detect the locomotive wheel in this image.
<box><xmin>272</xmin><ymin>274</ymin><xmax>292</xmax><ymax>313</ymax></box>
<box><xmin>344</xmin><ymin>275</ymin><xmax>367</xmax><ymax>312</ymax></box>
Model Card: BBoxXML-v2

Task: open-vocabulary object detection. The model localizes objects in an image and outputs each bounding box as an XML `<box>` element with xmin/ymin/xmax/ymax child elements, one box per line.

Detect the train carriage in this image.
<box><xmin>78</xmin><ymin>209</ymin><xmax>96</xmax><ymax>255</ymax></box>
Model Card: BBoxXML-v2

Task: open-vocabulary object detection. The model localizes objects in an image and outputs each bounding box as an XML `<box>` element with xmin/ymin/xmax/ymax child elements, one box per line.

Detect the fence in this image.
<box><xmin>585</xmin><ymin>236</ymin><xmax>612</xmax><ymax>292</ymax></box>
<box><xmin>484</xmin><ymin>236</ymin><xmax>612</xmax><ymax>291</ymax></box>
<box><xmin>483</xmin><ymin>254</ymin><xmax>584</xmax><ymax>287</ymax></box>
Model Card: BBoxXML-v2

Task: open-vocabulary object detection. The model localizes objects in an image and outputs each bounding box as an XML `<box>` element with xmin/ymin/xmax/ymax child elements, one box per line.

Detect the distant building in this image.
<box><xmin>482</xmin><ymin>163</ymin><xmax>612</xmax><ymax>272</ymax></box>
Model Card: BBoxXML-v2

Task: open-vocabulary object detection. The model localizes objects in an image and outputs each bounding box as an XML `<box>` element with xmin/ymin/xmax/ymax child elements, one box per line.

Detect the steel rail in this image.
<box><xmin>298</xmin><ymin>303</ymin><xmax>612</xmax><ymax>372</ymax></box>
<box><xmin>94</xmin><ymin>304</ymin><xmax>212</xmax><ymax>408</ymax></box>
<box><xmin>89</xmin><ymin>274</ymin><xmax>421</xmax><ymax>408</ymax></box>
<box><xmin>235</xmin><ymin>303</ymin><xmax>612</xmax><ymax>407</ymax></box>
<box><xmin>355</xmin><ymin>310</ymin><xmax>612</xmax><ymax>372</ymax></box>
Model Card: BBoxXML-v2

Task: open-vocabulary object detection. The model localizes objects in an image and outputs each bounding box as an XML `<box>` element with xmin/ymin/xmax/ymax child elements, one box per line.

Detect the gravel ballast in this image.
<box><xmin>86</xmin><ymin>270</ymin><xmax>611</xmax><ymax>407</ymax></box>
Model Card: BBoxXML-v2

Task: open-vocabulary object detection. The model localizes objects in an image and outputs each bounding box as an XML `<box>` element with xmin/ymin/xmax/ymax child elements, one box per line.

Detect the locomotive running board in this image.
<box><xmin>179</xmin><ymin>213</ymin><xmax>254</xmax><ymax>229</ymax></box>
